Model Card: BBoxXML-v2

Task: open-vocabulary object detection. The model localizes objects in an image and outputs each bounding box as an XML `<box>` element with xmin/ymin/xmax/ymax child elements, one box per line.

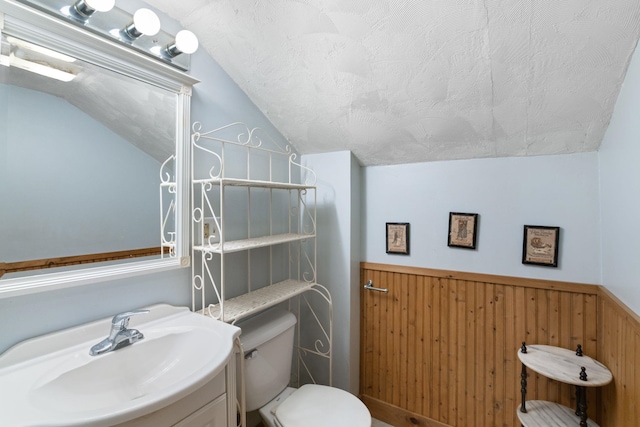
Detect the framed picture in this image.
<box><xmin>448</xmin><ymin>212</ymin><xmax>478</xmax><ymax>249</ymax></box>
<box><xmin>522</xmin><ymin>225</ymin><xmax>560</xmax><ymax>267</ymax></box>
<box><xmin>386</xmin><ymin>222</ymin><xmax>410</xmax><ymax>255</ymax></box>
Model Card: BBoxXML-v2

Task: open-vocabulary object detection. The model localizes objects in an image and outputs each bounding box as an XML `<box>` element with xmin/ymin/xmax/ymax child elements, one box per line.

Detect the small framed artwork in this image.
<box><xmin>386</xmin><ymin>222</ymin><xmax>410</xmax><ymax>255</ymax></box>
<box><xmin>522</xmin><ymin>225</ymin><xmax>560</xmax><ymax>267</ymax></box>
<box><xmin>448</xmin><ymin>212</ymin><xmax>478</xmax><ymax>249</ymax></box>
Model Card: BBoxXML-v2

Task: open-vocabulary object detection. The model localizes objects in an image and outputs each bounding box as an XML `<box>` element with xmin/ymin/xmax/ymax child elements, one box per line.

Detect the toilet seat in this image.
<box><xmin>274</xmin><ymin>384</ymin><xmax>371</xmax><ymax>427</ymax></box>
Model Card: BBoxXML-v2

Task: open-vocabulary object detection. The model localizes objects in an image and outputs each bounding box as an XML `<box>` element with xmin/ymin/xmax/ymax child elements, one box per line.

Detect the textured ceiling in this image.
<box><xmin>146</xmin><ymin>0</ymin><xmax>640</xmax><ymax>166</ymax></box>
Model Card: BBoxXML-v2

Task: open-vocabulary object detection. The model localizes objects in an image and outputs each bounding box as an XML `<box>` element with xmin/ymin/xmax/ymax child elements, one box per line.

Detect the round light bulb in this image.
<box><xmin>175</xmin><ymin>30</ymin><xmax>199</xmax><ymax>54</ymax></box>
<box><xmin>133</xmin><ymin>8</ymin><xmax>161</xmax><ymax>36</ymax></box>
<box><xmin>84</xmin><ymin>0</ymin><xmax>115</xmax><ymax>13</ymax></box>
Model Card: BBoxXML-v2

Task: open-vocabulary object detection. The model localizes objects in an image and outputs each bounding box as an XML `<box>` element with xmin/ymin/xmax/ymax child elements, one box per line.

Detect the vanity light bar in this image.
<box><xmin>15</xmin><ymin>0</ymin><xmax>197</xmax><ymax>71</ymax></box>
<box><xmin>1</xmin><ymin>33</ymin><xmax>77</xmax><ymax>81</ymax></box>
<box><xmin>7</xmin><ymin>51</ymin><xmax>77</xmax><ymax>81</ymax></box>
<box><xmin>6</xmin><ymin>35</ymin><xmax>76</xmax><ymax>62</ymax></box>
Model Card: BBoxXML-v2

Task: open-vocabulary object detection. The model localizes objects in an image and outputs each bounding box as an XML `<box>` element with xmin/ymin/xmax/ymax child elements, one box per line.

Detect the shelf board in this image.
<box><xmin>518</xmin><ymin>345</ymin><xmax>612</xmax><ymax>386</ymax></box>
<box><xmin>517</xmin><ymin>401</ymin><xmax>599</xmax><ymax>427</ymax></box>
<box><xmin>194</xmin><ymin>233</ymin><xmax>315</xmax><ymax>254</ymax></box>
<box><xmin>193</xmin><ymin>177</ymin><xmax>314</xmax><ymax>190</ymax></box>
<box><xmin>199</xmin><ymin>279</ymin><xmax>318</xmax><ymax>323</ymax></box>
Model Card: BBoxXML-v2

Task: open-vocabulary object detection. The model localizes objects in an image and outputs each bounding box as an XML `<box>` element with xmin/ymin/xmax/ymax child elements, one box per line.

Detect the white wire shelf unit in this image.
<box><xmin>200</xmin><ymin>279</ymin><xmax>314</xmax><ymax>323</ymax></box>
<box><xmin>160</xmin><ymin>154</ymin><xmax>177</xmax><ymax>258</ymax></box>
<box><xmin>194</xmin><ymin>233</ymin><xmax>315</xmax><ymax>254</ymax></box>
<box><xmin>190</xmin><ymin>121</ymin><xmax>332</xmax><ymax>389</ymax></box>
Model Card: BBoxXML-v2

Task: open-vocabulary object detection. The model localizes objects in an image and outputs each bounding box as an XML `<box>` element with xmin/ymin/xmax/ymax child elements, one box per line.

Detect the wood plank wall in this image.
<box><xmin>360</xmin><ymin>262</ymin><xmax>610</xmax><ymax>427</ymax></box>
<box><xmin>597</xmin><ymin>288</ymin><xmax>640</xmax><ymax>426</ymax></box>
<box><xmin>0</xmin><ymin>247</ymin><xmax>164</xmax><ymax>278</ymax></box>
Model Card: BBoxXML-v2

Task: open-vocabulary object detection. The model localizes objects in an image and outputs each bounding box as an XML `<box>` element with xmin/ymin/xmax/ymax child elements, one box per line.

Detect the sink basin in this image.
<box><xmin>0</xmin><ymin>304</ymin><xmax>240</xmax><ymax>426</ymax></box>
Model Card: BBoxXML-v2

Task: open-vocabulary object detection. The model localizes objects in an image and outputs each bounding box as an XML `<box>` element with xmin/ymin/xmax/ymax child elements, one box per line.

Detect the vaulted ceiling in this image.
<box><xmin>146</xmin><ymin>0</ymin><xmax>640</xmax><ymax>166</ymax></box>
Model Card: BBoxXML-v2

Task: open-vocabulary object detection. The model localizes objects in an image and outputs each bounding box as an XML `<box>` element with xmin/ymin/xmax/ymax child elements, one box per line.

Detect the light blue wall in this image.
<box><xmin>599</xmin><ymin>43</ymin><xmax>640</xmax><ymax>316</ymax></box>
<box><xmin>1</xmin><ymin>85</ymin><xmax>159</xmax><ymax>262</ymax></box>
<box><xmin>301</xmin><ymin>151</ymin><xmax>361</xmax><ymax>393</ymax></box>
<box><xmin>361</xmin><ymin>40</ymin><xmax>640</xmax><ymax>318</ymax></box>
<box><xmin>0</xmin><ymin>2</ymin><xmax>290</xmax><ymax>354</ymax></box>
<box><xmin>349</xmin><ymin>153</ymin><xmax>361</xmax><ymax>393</ymax></box>
<box><xmin>362</xmin><ymin>153</ymin><xmax>601</xmax><ymax>285</ymax></box>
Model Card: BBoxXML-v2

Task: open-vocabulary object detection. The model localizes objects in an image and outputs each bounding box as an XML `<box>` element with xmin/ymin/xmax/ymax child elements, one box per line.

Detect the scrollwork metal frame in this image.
<box><xmin>190</xmin><ymin>122</ymin><xmax>331</xmax><ymax>396</ymax></box>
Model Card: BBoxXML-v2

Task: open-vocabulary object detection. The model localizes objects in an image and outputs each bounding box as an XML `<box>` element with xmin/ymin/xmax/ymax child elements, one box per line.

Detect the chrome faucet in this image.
<box><xmin>89</xmin><ymin>309</ymin><xmax>149</xmax><ymax>356</ymax></box>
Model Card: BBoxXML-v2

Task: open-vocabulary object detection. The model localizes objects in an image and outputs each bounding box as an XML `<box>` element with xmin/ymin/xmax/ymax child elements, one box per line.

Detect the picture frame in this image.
<box><xmin>386</xmin><ymin>222</ymin><xmax>410</xmax><ymax>255</ymax></box>
<box><xmin>448</xmin><ymin>212</ymin><xmax>478</xmax><ymax>249</ymax></box>
<box><xmin>522</xmin><ymin>225</ymin><xmax>560</xmax><ymax>267</ymax></box>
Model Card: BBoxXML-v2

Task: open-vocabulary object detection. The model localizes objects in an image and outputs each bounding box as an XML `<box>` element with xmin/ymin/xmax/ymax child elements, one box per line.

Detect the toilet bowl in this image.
<box><xmin>237</xmin><ymin>307</ymin><xmax>371</xmax><ymax>427</ymax></box>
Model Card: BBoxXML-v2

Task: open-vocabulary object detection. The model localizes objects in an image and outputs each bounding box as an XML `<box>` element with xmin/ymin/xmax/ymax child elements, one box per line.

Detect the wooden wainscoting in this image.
<box><xmin>597</xmin><ymin>287</ymin><xmax>640</xmax><ymax>426</ymax></box>
<box><xmin>360</xmin><ymin>262</ymin><xmax>601</xmax><ymax>427</ymax></box>
<box><xmin>0</xmin><ymin>247</ymin><xmax>164</xmax><ymax>278</ymax></box>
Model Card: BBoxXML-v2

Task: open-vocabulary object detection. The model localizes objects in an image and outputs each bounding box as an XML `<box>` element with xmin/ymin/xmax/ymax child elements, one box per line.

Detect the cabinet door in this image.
<box><xmin>174</xmin><ymin>394</ymin><xmax>227</xmax><ymax>427</ymax></box>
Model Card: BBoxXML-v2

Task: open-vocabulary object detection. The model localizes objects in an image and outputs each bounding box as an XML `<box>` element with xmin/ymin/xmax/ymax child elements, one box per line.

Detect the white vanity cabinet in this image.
<box><xmin>119</xmin><ymin>356</ymin><xmax>237</xmax><ymax>427</ymax></box>
<box><xmin>173</xmin><ymin>394</ymin><xmax>227</xmax><ymax>427</ymax></box>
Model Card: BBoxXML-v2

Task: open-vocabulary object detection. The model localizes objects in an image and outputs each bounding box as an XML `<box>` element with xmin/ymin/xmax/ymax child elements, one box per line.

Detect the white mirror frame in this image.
<box><xmin>0</xmin><ymin>0</ymin><xmax>197</xmax><ymax>298</ymax></box>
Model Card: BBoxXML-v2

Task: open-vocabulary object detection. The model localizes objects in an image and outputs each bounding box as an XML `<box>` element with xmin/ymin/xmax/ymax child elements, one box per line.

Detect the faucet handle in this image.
<box><xmin>112</xmin><ymin>309</ymin><xmax>149</xmax><ymax>328</ymax></box>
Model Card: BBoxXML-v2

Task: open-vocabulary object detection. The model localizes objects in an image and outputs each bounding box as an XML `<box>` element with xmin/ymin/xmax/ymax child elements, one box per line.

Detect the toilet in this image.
<box><xmin>237</xmin><ymin>307</ymin><xmax>371</xmax><ymax>427</ymax></box>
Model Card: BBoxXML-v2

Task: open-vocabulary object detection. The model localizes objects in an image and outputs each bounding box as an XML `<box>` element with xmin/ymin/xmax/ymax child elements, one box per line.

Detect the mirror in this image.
<box><xmin>0</xmin><ymin>36</ymin><xmax>175</xmax><ymax>276</ymax></box>
<box><xmin>0</xmin><ymin>1</ymin><xmax>196</xmax><ymax>297</ymax></box>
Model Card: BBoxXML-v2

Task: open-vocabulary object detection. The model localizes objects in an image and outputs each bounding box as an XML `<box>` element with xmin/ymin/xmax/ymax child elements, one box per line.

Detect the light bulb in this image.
<box><xmin>164</xmin><ymin>30</ymin><xmax>199</xmax><ymax>58</ymax></box>
<box><xmin>123</xmin><ymin>8</ymin><xmax>161</xmax><ymax>39</ymax></box>
<box><xmin>84</xmin><ymin>0</ymin><xmax>115</xmax><ymax>12</ymax></box>
<box><xmin>133</xmin><ymin>9</ymin><xmax>161</xmax><ymax>36</ymax></box>
<box><xmin>72</xmin><ymin>0</ymin><xmax>114</xmax><ymax>18</ymax></box>
<box><xmin>175</xmin><ymin>30</ymin><xmax>199</xmax><ymax>54</ymax></box>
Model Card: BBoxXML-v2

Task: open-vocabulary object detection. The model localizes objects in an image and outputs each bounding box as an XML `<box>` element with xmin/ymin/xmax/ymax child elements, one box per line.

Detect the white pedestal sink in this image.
<box><xmin>0</xmin><ymin>304</ymin><xmax>240</xmax><ymax>426</ymax></box>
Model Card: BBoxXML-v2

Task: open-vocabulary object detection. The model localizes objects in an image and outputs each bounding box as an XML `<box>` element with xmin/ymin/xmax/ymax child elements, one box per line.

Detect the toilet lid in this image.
<box><xmin>274</xmin><ymin>384</ymin><xmax>371</xmax><ymax>427</ymax></box>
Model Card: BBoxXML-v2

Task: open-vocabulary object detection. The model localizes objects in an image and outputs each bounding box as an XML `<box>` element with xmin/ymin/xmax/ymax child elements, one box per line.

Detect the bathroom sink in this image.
<box><xmin>0</xmin><ymin>304</ymin><xmax>240</xmax><ymax>426</ymax></box>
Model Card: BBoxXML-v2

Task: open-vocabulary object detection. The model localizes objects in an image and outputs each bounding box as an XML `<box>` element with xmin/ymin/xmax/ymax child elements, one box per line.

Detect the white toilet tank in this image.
<box><xmin>237</xmin><ymin>308</ymin><xmax>297</xmax><ymax>411</ymax></box>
